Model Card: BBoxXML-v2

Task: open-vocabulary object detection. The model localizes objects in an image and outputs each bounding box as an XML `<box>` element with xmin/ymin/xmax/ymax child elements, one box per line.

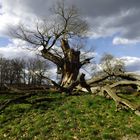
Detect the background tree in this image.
<box><xmin>100</xmin><ymin>53</ymin><xmax>125</xmax><ymax>76</ymax></box>
<box><xmin>9</xmin><ymin>59</ymin><xmax>24</xmax><ymax>85</ymax></box>
<box><xmin>26</xmin><ymin>57</ymin><xmax>49</xmax><ymax>85</ymax></box>
<box><xmin>0</xmin><ymin>56</ymin><xmax>49</xmax><ymax>88</ymax></box>
<box><xmin>0</xmin><ymin>55</ymin><xmax>5</xmax><ymax>88</ymax></box>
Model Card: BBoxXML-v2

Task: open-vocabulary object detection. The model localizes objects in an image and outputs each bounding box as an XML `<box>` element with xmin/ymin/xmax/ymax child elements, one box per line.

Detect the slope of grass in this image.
<box><xmin>0</xmin><ymin>92</ymin><xmax>140</xmax><ymax>140</ymax></box>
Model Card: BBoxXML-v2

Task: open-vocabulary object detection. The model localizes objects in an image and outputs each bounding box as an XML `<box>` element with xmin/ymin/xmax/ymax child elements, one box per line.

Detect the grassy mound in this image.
<box><xmin>0</xmin><ymin>92</ymin><xmax>140</xmax><ymax>140</ymax></box>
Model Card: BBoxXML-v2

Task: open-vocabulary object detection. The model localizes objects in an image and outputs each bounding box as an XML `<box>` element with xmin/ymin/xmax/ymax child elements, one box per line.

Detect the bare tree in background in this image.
<box><xmin>100</xmin><ymin>53</ymin><xmax>125</xmax><ymax>76</ymax></box>
<box><xmin>26</xmin><ymin>57</ymin><xmax>49</xmax><ymax>85</ymax></box>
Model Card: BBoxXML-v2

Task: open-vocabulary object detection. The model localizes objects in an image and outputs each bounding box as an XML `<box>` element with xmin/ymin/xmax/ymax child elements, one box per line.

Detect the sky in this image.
<box><xmin>0</xmin><ymin>0</ymin><xmax>140</xmax><ymax>74</ymax></box>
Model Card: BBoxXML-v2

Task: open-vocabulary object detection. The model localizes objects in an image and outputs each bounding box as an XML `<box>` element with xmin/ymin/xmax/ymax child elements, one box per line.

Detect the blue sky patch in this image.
<box><xmin>0</xmin><ymin>37</ymin><xmax>11</xmax><ymax>47</ymax></box>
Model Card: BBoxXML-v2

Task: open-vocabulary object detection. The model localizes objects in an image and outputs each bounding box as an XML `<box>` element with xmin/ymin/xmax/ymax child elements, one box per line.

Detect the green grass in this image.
<box><xmin>0</xmin><ymin>92</ymin><xmax>140</xmax><ymax>140</ymax></box>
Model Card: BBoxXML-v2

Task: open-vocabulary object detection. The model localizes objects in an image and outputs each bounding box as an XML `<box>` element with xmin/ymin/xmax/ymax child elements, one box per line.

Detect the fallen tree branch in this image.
<box><xmin>110</xmin><ymin>80</ymin><xmax>140</xmax><ymax>88</ymax></box>
<box><xmin>3</xmin><ymin>84</ymin><xmax>22</xmax><ymax>93</ymax></box>
<box><xmin>35</xmin><ymin>72</ymin><xmax>67</xmax><ymax>92</ymax></box>
<box><xmin>116</xmin><ymin>72</ymin><xmax>140</xmax><ymax>81</ymax></box>
<box><xmin>87</xmin><ymin>74</ymin><xmax>109</xmax><ymax>85</ymax></box>
<box><xmin>102</xmin><ymin>86</ymin><xmax>140</xmax><ymax>116</ymax></box>
<box><xmin>87</xmin><ymin>72</ymin><xmax>140</xmax><ymax>86</ymax></box>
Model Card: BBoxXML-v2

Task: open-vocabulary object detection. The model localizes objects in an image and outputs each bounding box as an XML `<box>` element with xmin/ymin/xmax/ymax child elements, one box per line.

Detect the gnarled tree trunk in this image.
<box><xmin>60</xmin><ymin>49</ymin><xmax>81</xmax><ymax>87</ymax></box>
<box><xmin>41</xmin><ymin>39</ymin><xmax>91</xmax><ymax>90</ymax></box>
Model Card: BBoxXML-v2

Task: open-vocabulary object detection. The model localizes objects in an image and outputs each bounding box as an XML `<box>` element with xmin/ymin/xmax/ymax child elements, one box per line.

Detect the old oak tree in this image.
<box><xmin>3</xmin><ymin>2</ymin><xmax>139</xmax><ymax>116</ymax></box>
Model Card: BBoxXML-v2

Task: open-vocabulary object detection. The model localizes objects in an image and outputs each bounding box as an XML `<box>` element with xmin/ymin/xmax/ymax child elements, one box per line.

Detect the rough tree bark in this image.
<box><xmin>10</xmin><ymin>1</ymin><xmax>91</xmax><ymax>91</ymax></box>
<box><xmin>60</xmin><ymin>39</ymin><xmax>81</xmax><ymax>87</ymax></box>
<box><xmin>41</xmin><ymin>39</ymin><xmax>91</xmax><ymax>89</ymax></box>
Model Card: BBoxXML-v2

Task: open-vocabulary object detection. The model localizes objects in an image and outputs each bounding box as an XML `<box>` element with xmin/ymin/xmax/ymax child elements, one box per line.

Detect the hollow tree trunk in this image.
<box><xmin>60</xmin><ymin>49</ymin><xmax>81</xmax><ymax>88</ymax></box>
<box><xmin>41</xmin><ymin>38</ymin><xmax>92</xmax><ymax>90</ymax></box>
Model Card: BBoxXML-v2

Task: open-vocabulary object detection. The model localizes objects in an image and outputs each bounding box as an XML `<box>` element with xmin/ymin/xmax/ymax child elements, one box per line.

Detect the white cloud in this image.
<box><xmin>121</xmin><ymin>56</ymin><xmax>140</xmax><ymax>65</ymax></box>
<box><xmin>0</xmin><ymin>0</ymin><xmax>38</xmax><ymax>37</ymax></box>
<box><xmin>87</xmin><ymin>9</ymin><xmax>140</xmax><ymax>46</ymax></box>
<box><xmin>0</xmin><ymin>0</ymin><xmax>140</xmax><ymax>44</ymax></box>
<box><xmin>0</xmin><ymin>45</ymin><xmax>35</xmax><ymax>59</ymax></box>
<box><xmin>113</xmin><ymin>37</ymin><xmax>139</xmax><ymax>45</ymax></box>
<box><xmin>120</xmin><ymin>56</ymin><xmax>140</xmax><ymax>72</ymax></box>
<box><xmin>0</xmin><ymin>39</ymin><xmax>37</xmax><ymax>59</ymax></box>
<box><xmin>0</xmin><ymin>13</ymin><xmax>20</xmax><ymax>36</ymax></box>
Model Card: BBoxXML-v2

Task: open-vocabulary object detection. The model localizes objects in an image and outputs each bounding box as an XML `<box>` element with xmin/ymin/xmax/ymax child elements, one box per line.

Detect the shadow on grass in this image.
<box><xmin>1</xmin><ymin>92</ymin><xmax>67</xmax><ymax>113</ymax></box>
<box><xmin>30</xmin><ymin>97</ymin><xmax>64</xmax><ymax>110</ymax></box>
<box><xmin>0</xmin><ymin>93</ymin><xmax>68</xmax><ymax>127</ymax></box>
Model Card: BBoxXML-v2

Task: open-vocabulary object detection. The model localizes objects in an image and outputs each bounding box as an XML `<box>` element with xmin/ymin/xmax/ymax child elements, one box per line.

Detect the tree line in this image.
<box><xmin>0</xmin><ymin>56</ymin><xmax>49</xmax><ymax>89</ymax></box>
